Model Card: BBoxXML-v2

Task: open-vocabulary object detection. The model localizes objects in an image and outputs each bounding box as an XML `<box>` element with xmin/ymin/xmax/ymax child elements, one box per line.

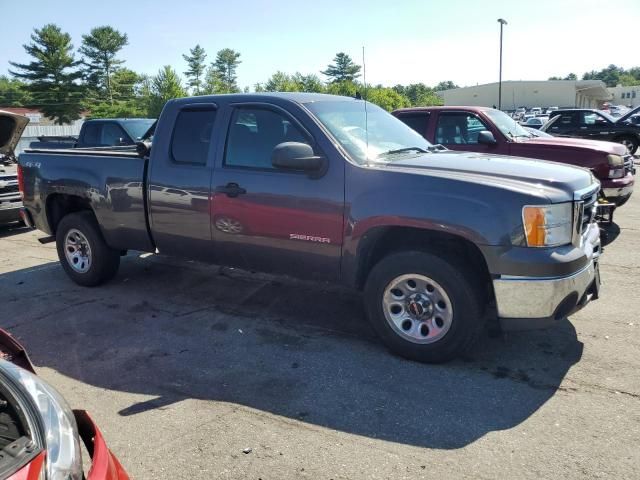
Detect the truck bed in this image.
<box><xmin>19</xmin><ymin>149</ymin><xmax>154</xmax><ymax>252</ymax></box>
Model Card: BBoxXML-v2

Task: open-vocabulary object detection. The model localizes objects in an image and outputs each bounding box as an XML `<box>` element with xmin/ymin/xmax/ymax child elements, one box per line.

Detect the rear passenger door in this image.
<box><xmin>147</xmin><ymin>104</ymin><xmax>217</xmax><ymax>261</ymax></box>
<box><xmin>394</xmin><ymin>112</ymin><xmax>431</xmax><ymax>139</ymax></box>
<box><xmin>209</xmin><ymin>103</ymin><xmax>344</xmax><ymax>281</ymax></box>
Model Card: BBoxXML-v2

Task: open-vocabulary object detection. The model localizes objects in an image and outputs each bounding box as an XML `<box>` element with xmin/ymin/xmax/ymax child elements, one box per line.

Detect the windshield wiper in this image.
<box><xmin>377</xmin><ymin>147</ymin><xmax>429</xmax><ymax>158</ymax></box>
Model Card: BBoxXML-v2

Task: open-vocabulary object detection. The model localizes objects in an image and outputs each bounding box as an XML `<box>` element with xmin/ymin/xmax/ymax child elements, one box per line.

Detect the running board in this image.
<box><xmin>37</xmin><ymin>236</ymin><xmax>55</xmax><ymax>244</ymax></box>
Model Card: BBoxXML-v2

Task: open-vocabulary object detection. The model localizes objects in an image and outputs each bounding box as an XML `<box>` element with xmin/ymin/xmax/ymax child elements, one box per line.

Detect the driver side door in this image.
<box><xmin>210</xmin><ymin>103</ymin><xmax>345</xmax><ymax>281</ymax></box>
<box><xmin>434</xmin><ymin>112</ymin><xmax>504</xmax><ymax>154</ymax></box>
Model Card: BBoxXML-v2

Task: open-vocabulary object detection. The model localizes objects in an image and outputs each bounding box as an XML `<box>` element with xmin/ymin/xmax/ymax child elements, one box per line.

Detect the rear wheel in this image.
<box><xmin>55</xmin><ymin>211</ymin><xmax>120</xmax><ymax>286</ymax></box>
<box><xmin>364</xmin><ymin>251</ymin><xmax>486</xmax><ymax>363</ymax></box>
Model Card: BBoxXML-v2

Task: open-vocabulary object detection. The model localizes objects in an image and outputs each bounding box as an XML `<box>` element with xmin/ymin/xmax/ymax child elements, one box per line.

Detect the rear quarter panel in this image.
<box><xmin>19</xmin><ymin>151</ymin><xmax>153</xmax><ymax>251</ymax></box>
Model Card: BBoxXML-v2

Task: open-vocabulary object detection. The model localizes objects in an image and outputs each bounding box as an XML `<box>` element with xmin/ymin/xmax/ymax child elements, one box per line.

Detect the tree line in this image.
<box><xmin>0</xmin><ymin>24</ymin><xmax>457</xmax><ymax>124</ymax></box>
<box><xmin>548</xmin><ymin>65</ymin><xmax>640</xmax><ymax>87</ymax></box>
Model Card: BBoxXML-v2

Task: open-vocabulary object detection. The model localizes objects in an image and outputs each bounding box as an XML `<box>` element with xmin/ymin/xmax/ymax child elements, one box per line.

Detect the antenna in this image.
<box><xmin>362</xmin><ymin>46</ymin><xmax>369</xmax><ymax>159</ymax></box>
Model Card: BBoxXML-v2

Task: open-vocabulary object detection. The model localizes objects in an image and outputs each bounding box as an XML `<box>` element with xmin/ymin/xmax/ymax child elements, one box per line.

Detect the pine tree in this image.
<box><xmin>321</xmin><ymin>53</ymin><xmax>361</xmax><ymax>83</ymax></box>
<box><xmin>9</xmin><ymin>24</ymin><xmax>84</xmax><ymax>124</ymax></box>
<box><xmin>183</xmin><ymin>45</ymin><xmax>207</xmax><ymax>95</ymax></box>
<box><xmin>213</xmin><ymin>48</ymin><xmax>242</xmax><ymax>93</ymax></box>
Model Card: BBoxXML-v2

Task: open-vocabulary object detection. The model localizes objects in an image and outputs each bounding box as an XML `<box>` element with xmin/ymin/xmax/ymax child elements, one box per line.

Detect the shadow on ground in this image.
<box><xmin>600</xmin><ymin>222</ymin><xmax>621</xmax><ymax>247</ymax></box>
<box><xmin>1</xmin><ymin>254</ymin><xmax>583</xmax><ymax>450</ymax></box>
<box><xmin>0</xmin><ymin>223</ymin><xmax>29</xmax><ymax>239</ymax></box>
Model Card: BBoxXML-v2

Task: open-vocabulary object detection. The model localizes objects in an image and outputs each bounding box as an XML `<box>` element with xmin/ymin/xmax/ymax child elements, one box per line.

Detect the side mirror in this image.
<box><xmin>271</xmin><ymin>142</ymin><xmax>326</xmax><ymax>175</ymax></box>
<box><xmin>477</xmin><ymin>130</ymin><xmax>498</xmax><ymax>145</ymax></box>
<box><xmin>136</xmin><ymin>140</ymin><xmax>152</xmax><ymax>158</ymax></box>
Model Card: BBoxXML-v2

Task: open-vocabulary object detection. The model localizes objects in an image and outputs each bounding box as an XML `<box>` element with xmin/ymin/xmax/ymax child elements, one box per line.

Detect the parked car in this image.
<box><xmin>29</xmin><ymin>118</ymin><xmax>155</xmax><ymax>150</ymax></box>
<box><xmin>0</xmin><ymin>328</ymin><xmax>129</xmax><ymax>479</ymax></box>
<box><xmin>17</xmin><ymin>93</ymin><xmax>602</xmax><ymax>363</ymax></box>
<box><xmin>523</xmin><ymin>126</ymin><xmax>554</xmax><ymax>138</ymax></box>
<box><xmin>513</xmin><ymin>107</ymin><xmax>526</xmax><ymax>120</ymax></box>
<box><xmin>530</xmin><ymin>107</ymin><xmax>543</xmax><ymax>116</ymax></box>
<box><xmin>522</xmin><ymin>116</ymin><xmax>549</xmax><ymax>129</ymax></box>
<box><xmin>545</xmin><ymin>106</ymin><xmax>559</xmax><ymax>115</ymax></box>
<box><xmin>392</xmin><ymin>106</ymin><xmax>635</xmax><ymax>206</ymax></box>
<box><xmin>0</xmin><ymin>110</ymin><xmax>29</xmax><ymax>225</ymax></box>
<box><xmin>541</xmin><ymin>108</ymin><xmax>640</xmax><ymax>154</ymax></box>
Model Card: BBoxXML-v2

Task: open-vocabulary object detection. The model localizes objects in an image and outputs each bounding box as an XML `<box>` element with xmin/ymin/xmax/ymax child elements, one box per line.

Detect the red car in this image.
<box><xmin>393</xmin><ymin>106</ymin><xmax>635</xmax><ymax>206</ymax></box>
<box><xmin>0</xmin><ymin>329</ymin><xmax>129</xmax><ymax>480</ymax></box>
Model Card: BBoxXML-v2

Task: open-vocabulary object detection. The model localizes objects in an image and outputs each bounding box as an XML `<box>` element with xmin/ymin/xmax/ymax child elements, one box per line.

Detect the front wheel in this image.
<box><xmin>364</xmin><ymin>251</ymin><xmax>485</xmax><ymax>363</ymax></box>
<box><xmin>55</xmin><ymin>211</ymin><xmax>120</xmax><ymax>286</ymax></box>
<box><xmin>617</xmin><ymin>136</ymin><xmax>638</xmax><ymax>155</ymax></box>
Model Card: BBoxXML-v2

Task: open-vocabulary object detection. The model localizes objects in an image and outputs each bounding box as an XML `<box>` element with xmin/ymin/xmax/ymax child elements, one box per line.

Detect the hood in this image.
<box><xmin>616</xmin><ymin>104</ymin><xmax>640</xmax><ymax>124</ymax></box>
<box><xmin>518</xmin><ymin>135</ymin><xmax>628</xmax><ymax>156</ymax></box>
<box><xmin>380</xmin><ymin>151</ymin><xmax>596</xmax><ymax>203</ymax></box>
<box><xmin>0</xmin><ymin>110</ymin><xmax>30</xmax><ymax>157</ymax></box>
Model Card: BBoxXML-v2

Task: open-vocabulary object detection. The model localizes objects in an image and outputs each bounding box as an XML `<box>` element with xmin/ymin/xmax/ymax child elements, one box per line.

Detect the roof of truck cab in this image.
<box><xmin>392</xmin><ymin>106</ymin><xmax>495</xmax><ymax>114</ymax></box>
<box><xmin>169</xmin><ymin>92</ymin><xmax>358</xmax><ymax>106</ymax></box>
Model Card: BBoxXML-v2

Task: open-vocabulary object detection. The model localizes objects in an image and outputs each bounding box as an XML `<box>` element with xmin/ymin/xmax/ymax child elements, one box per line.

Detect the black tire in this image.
<box><xmin>55</xmin><ymin>211</ymin><xmax>120</xmax><ymax>286</ymax></box>
<box><xmin>616</xmin><ymin>135</ymin><xmax>638</xmax><ymax>155</ymax></box>
<box><xmin>364</xmin><ymin>251</ymin><xmax>485</xmax><ymax>363</ymax></box>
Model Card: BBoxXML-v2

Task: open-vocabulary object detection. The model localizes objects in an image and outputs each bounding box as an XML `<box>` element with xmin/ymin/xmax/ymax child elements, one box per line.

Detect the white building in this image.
<box><xmin>607</xmin><ymin>84</ymin><xmax>640</xmax><ymax>108</ymax></box>
<box><xmin>439</xmin><ymin>80</ymin><xmax>611</xmax><ymax>110</ymax></box>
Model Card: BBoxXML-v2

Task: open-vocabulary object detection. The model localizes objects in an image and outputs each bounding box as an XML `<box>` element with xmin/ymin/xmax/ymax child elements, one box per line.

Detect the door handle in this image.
<box><xmin>215</xmin><ymin>182</ymin><xmax>246</xmax><ymax>198</ymax></box>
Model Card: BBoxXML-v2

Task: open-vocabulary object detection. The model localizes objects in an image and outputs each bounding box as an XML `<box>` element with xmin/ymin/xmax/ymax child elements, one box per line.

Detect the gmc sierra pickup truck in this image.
<box><xmin>15</xmin><ymin>93</ymin><xmax>602</xmax><ymax>363</ymax></box>
<box><xmin>393</xmin><ymin>106</ymin><xmax>635</xmax><ymax>206</ymax></box>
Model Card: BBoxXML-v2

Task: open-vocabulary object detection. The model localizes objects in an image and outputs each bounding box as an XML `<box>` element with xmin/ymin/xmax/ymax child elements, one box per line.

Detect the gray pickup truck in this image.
<box><xmin>15</xmin><ymin>93</ymin><xmax>602</xmax><ymax>363</ymax></box>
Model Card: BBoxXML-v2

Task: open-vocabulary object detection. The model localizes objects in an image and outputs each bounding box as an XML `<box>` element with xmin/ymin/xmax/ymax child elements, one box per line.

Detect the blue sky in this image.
<box><xmin>2</xmin><ymin>0</ymin><xmax>639</xmax><ymax>89</ymax></box>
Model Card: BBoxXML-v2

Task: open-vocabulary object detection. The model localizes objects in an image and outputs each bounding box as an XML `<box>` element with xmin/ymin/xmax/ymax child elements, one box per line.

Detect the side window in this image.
<box><xmin>581</xmin><ymin>112</ymin><xmax>607</xmax><ymax>125</ymax></box>
<box><xmin>82</xmin><ymin>123</ymin><xmax>101</xmax><ymax>146</ymax></box>
<box><xmin>224</xmin><ymin>107</ymin><xmax>310</xmax><ymax>169</ymax></box>
<box><xmin>435</xmin><ymin>113</ymin><xmax>489</xmax><ymax>145</ymax></box>
<box><xmin>171</xmin><ymin>108</ymin><xmax>217</xmax><ymax>165</ymax></box>
<box><xmin>396</xmin><ymin>113</ymin><xmax>430</xmax><ymax>137</ymax></box>
<box><xmin>555</xmin><ymin>112</ymin><xmax>578</xmax><ymax>127</ymax></box>
<box><xmin>101</xmin><ymin>123</ymin><xmax>128</xmax><ymax>145</ymax></box>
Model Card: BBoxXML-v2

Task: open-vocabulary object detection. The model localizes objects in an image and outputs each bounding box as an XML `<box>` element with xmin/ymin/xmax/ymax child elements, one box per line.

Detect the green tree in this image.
<box><xmin>213</xmin><ymin>48</ymin><xmax>242</xmax><ymax>93</ymax></box>
<box><xmin>202</xmin><ymin>65</ymin><xmax>226</xmax><ymax>94</ymax></box>
<box><xmin>0</xmin><ymin>76</ymin><xmax>32</xmax><ymax>106</ymax></box>
<box><xmin>322</xmin><ymin>52</ymin><xmax>361</xmax><ymax>83</ymax></box>
<box><xmin>325</xmin><ymin>80</ymin><xmax>358</xmax><ymax>97</ymax></box>
<box><xmin>148</xmin><ymin>66</ymin><xmax>187</xmax><ymax>117</ymax></box>
<box><xmin>293</xmin><ymin>73</ymin><xmax>324</xmax><ymax>92</ymax></box>
<box><xmin>618</xmin><ymin>73</ymin><xmax>638</xmax><ymax>87</ymax></box>
<box><xmin>9</xmin><ymin>24</ymin><xmax>84</xmax><ymax>124</ymax></box>
<box><xmin>264</xmin><ymin>71</ymin><xmax>300</xmax><ymax>92</ymax></box>
<box><xmin>87</xmin><ymin>69</ymin><xmax>147</xmax><ymax>118</ymax></box>
<box><xmin>433</xmin><ymin>80</ymin><xmax>459</xmax><ymax>91</ymax></box>
<box><xmin>182</xmin><ymin>44</ymin><xmax>207</xmax><ymax>95</ymax></box>
<box><xmin>79</xmin><ymin>26</ymin><xmax>128</xmax><ymax>104</ymax></box>
<box><xmin>366</xmin><ymin>86</ymin><xmax>410</xmax><ymax>111</ymax></box>
<box><xmin>582</xmin><ymin>64</ymin><xmax>625</xmax><ymax>87</ymax></box>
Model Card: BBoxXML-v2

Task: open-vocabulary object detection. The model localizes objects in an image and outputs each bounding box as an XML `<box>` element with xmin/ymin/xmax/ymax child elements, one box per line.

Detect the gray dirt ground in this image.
<box><xmin>1</xmin><ymin>186</ymin><xmax>639</xmax><ymax>479</ymax></box>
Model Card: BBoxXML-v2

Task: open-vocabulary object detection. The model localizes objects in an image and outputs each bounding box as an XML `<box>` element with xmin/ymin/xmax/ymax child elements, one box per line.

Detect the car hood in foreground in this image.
<box><xmin>378</xmin><ymin>150</ymin><xmax>596</xmax><ymax>202</ymax></box>
<box><xmin>0</xmin><ymin>111</ymin><xmax>29</xmax><ymax>157</ymax></box>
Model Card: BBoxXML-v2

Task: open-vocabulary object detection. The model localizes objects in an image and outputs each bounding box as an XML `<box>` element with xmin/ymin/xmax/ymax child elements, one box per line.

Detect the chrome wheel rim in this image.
<box><xmin>621</xmin><ymin>138</ymin><xmax>635</xmax><ymax>152</ymax></box>
<box><xmin>382</xmin><ymin>274</ymin><xmax>453</xmax><ymax>344</ymax></box>
<box><xmin>64</xmin><ymin>229</ymin><xmax>92</xmax><ymax>273</ymax></box>
<box><xmin>215</xmin><ymin>217</ymin><xmax>242</xmax><ymax>234</ymax></box>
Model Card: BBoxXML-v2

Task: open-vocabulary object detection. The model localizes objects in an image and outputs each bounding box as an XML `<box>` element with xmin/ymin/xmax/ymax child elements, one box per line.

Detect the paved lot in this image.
<box><xmin>1</xmin><ymin>191</ymin><xmax>639</xmax><ymax>479</ymax></box>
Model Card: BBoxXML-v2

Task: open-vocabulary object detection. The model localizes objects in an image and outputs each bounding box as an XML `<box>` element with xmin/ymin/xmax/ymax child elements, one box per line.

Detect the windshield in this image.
<box><xmin>304</xmin><ymin>100</ymin><xmax>432</xmax><ymax>164</ymax></box>
<box><xmin>120</xmin><ymin>119</ymin><xmax>156</xmax><ymax>140</ymax></box>
<box><xmin>485</xmin><ymin>109</ymin><xmax>532</xmax><ymax>138</ymax></box>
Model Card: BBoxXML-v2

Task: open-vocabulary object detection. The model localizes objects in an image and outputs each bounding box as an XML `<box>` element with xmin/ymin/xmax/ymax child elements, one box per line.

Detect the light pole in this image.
<box><xmin>497</xmin><ymin>18</ymin><xmax>507</xmax><ymax>110</ymax></box>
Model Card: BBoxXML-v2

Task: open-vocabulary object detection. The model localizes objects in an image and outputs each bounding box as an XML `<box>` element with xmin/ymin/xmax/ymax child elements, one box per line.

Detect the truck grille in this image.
<box><xmin>0</xmin><ymin>176</ymin><xmax>20</xmax><ymax>202</ymax></box>
<box><xmin>624</xmin><ymin>154</ymin><xmax>636</xmax><ymax>175</ymax></box>
<box><xmin>578</xmin><ymin>189</ymin><xmax>598</xmax><ymax>236</ymax></box>
<box><xmin>0</xmin><ymin>184</ymin><xmax>19</xmax><ymax>195</ymax></box>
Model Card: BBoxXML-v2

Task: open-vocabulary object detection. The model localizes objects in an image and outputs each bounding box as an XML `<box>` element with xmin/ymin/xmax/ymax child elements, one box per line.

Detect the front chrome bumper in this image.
<box><xmin>603</xmin><ymin>185</ymin><xmax>633</xmax><ymax>200</ymax></box>
<box><xmin>493</xmin><ymin>222</ymin><xmax>601</xmax><ymax>331</ymax></box>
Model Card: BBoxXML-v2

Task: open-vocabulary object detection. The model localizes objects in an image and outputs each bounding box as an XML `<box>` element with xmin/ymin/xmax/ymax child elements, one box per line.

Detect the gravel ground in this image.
<box><xmin>0</xmin><ymin>192</ymin><xmax>639</xmax><ymax>479</ymax></box>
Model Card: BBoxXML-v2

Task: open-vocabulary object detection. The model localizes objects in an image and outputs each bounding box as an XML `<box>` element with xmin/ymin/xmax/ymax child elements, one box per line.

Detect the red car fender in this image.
<box><xmin>0</xmin><ymin>328</ymin><xmax>36</xmax><ymax>374</ymax></box>
<box><xmin>6</xmin><ymin>452</ymin><xmax>45</xmax><ymax>480</ymax></box>
<box><xmin>74</xmin><ymin>410</ymin><xmax>130</xmax><ymax>480</ymax></box>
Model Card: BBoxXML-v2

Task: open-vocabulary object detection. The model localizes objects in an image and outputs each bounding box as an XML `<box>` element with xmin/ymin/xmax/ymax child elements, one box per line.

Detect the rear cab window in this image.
<box><xmin>171</xmin><ymin>107</ymin><xmax>217</xmax><ymax>165</ymax></box>
<box><xmin>395</xmin><ymin>112</ymin><xmax>430</xmax><ymax>137</ymax></box>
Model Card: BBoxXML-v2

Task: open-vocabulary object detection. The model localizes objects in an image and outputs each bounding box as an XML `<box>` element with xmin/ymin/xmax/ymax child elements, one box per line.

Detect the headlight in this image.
<box><xmin>607</xmin><ymin>154</ymin><xmax>623</xmax><ymax>167</ymax></box>
<box><xmin>522</xmin><ymin>203</ymin><xmax>573</xmax><ymax>247</ymax></box>
<box><xmin>0</xmin><ymin>360</ymin><xmax>83</xmax><ymax>480</ymax></box>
